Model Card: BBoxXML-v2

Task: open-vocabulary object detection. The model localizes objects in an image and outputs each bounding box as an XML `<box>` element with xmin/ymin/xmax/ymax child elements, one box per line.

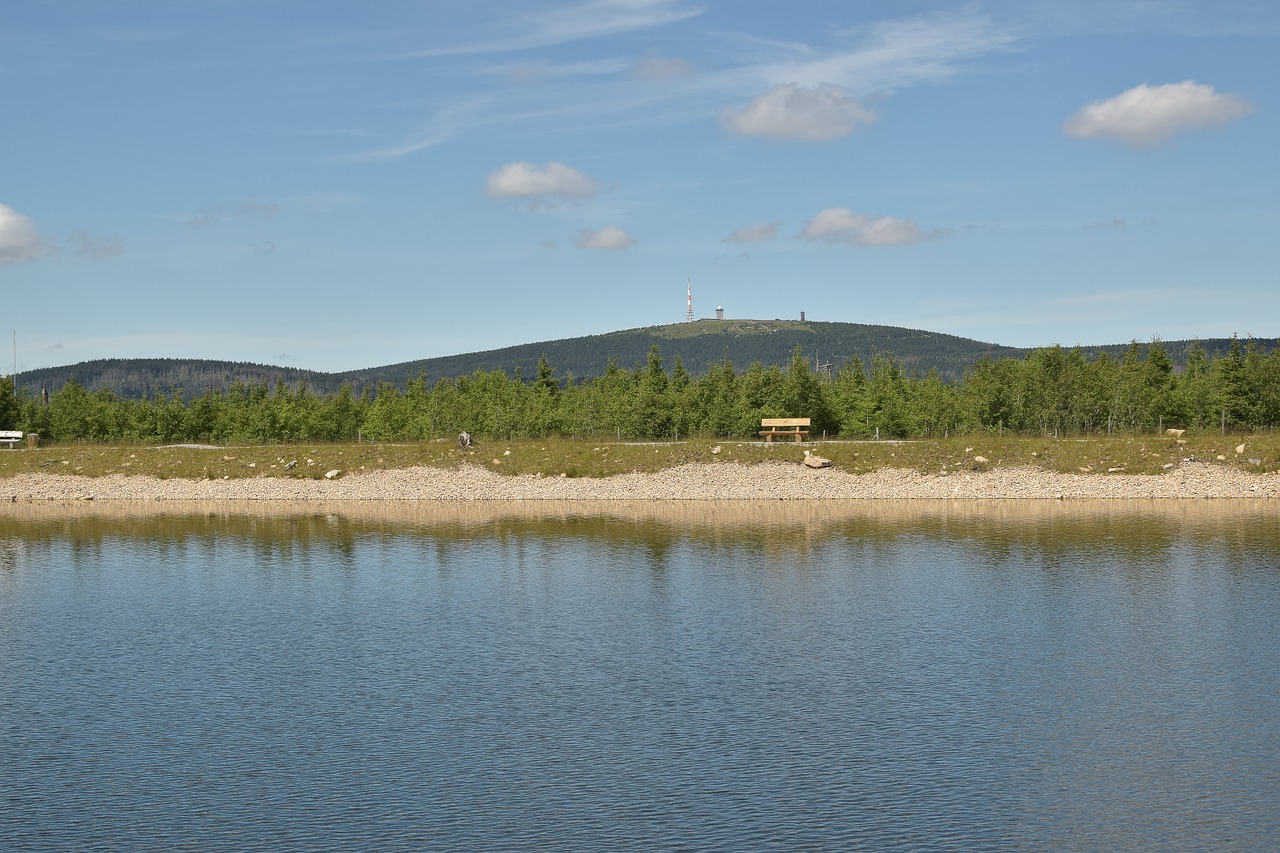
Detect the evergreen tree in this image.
<box><xmin>831</xmin><ymin>356</ymin><xmax>873</xmax><ymax>437</ymax></box>
<box><xmin>0</xmin><ymin>375</ymin><xmax>17</xmax><ymax>429</ymax></box>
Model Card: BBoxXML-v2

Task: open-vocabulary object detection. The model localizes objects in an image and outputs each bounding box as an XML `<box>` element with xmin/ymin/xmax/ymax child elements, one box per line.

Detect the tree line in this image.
<box><xmin>2</xmin><ymin>337</ymin><xmax>1277</xmax><ymax>444</ymax></box>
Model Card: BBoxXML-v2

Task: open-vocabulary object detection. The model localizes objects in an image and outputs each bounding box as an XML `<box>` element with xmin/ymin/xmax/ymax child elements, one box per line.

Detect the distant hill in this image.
<box><xmin>331</xmin><ymin>320</ymin><xmax>1028</xmax><ymax>390</ymax></box>
<box><xmin>9</xmin><ymin>320</ymin><xmax>1261</xmax><ymax>400</ymax></box>
<box><xmin>11</xmin><ymin>358</ymin><xmax>330</xmax><ymax>399</ymax></box>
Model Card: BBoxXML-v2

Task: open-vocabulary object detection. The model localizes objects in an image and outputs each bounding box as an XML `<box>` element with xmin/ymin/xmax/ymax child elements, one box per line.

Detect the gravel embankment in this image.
<box><xmin>2</xmin><ymin>460</ymin><xmax>1275</xmax><ymax>501</ymax></box>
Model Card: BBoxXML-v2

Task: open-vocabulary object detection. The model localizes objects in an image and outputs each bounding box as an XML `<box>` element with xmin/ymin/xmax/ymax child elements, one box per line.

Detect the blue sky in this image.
<box><xmin>2</xmin><ymin>1</ymin><xmax>1276</xmax><ymax>374</ymax></box>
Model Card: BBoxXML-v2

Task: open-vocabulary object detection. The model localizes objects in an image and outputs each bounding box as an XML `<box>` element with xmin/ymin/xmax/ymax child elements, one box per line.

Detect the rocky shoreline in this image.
<box><xmin>2</xmin><ymin>459</ymin><xmax>1276</xmax><ymax>502</ymax></box>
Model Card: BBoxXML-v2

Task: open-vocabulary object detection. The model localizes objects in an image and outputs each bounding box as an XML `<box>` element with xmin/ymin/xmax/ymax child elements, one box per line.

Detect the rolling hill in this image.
<box><xmin>9</xmin><ymin>320</ymin><xmax>1257</xmax><ymax>400</ymax></box>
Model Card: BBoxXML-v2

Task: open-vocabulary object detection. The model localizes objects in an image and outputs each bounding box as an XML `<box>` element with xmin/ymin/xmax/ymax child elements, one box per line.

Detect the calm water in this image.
<box><xmin>2</xmin><ymin>502</ymin><xmax>1278</xmax><ymax>851</ymax></box>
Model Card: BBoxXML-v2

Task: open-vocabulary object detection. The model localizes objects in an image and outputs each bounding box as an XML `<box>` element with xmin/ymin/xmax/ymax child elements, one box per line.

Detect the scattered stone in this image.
<box><xmin>711</xmin><ymin>446</ymin><xmax>721</xmax><ymax>454</ymax></box>
<box><xmin>3</xmin><ymin>453</ymin><xmax>1276</xmax><ymax>502</ymax></box>
<box><xmin>1217</xmin><ymin>455</ymin><xmax>1226</xmax><ymax>461</ymax></box>
<box><xmin>803</xmin><ymin>454</ymin><xmax>832</xmax><ymax>469</ymax></box>
<box><xmin>1236</xmin><ymin>443</ymin><xmax>1247</xmax><ymax>454</ymax></box>
<box><xmin>324</xmin><ymin>470</ymin><xmax>341</xmax><ymax>479</ymax></box>
<box><xmin>285</xmin><ymin>460</ymin><xmax>297</xmax><ymax>470</ymax></box>
<box><xmin>973</xmin><ymin>456</ymin><xmax>988</xmax><ymax>464</ymax></box>
<box><xmin>1165</xmin><ymin>428</ymin><xmax>1186</xmax><ymax>438</ymax></box>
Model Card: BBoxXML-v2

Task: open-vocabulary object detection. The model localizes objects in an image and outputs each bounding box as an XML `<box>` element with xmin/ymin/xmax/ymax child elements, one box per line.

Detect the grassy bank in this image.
<box><xmin>0</xmin><ymin>433</ymin><xmax>1275</xmax><ymax>481</ymax></box>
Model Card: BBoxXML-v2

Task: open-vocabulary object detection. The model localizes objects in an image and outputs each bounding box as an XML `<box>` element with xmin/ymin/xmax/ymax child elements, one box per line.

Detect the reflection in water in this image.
<box><xmin>3</xmin><ymin>498</ymin><xmax>1277</xmax><ymax>562</ymax></box>
<box><xmin>1</xmin><ymin>500</ymin><xmax>1278</xmax><ymax>851</ymax></box>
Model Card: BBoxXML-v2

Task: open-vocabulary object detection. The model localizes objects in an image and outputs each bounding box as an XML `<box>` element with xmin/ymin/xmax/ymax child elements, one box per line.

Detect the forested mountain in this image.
<box><xmin>9</xmin><ymin>319</ymin><xmax>1258</xmax><ymax>400</ymax></box>
<box><xmin>11</xmin><ymin>358</ymin><xmax>328</xmax><ymax>399</ymax></box>
<box><xmin>332</xmin><ymin>320</ymin><xmax>1030</xmax><ymax>391</ymax></box>
<box><xmin>8</xmin><ymin>333</ymin><xmax>1280</xmax><ymax>443</ymax></box>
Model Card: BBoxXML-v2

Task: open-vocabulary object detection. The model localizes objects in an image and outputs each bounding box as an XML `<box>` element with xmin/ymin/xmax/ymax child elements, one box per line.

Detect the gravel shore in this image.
<box><xmin>2</xmin><ymin>459</ymin><xmax>1276</xmax><ymax>502</ymax></box>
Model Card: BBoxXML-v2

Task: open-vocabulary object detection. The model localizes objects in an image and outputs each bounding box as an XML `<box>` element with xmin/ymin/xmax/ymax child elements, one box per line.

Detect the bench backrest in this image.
<box><xmin>0</xmin><ymin>431</ymin><xmax>23</xmax><ymax>440</ymax></box>
<box><xmin>760</xmin><ymin>418</ymin><xmax>810</xmax><ymax>428</ymax></box>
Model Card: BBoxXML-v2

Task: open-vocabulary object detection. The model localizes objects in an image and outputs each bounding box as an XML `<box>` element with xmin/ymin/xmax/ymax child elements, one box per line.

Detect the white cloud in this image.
<box><xmin>486</xmin><ymin>161</ymin><xmax>600</xmax><ymax>200</ymax></box>
<box><xmin>800</xmin><ymin>207</ymin><xmax>948</xmax><ymax>246</ymax></box>
<box><xmin>723</xmin><ymin>221</ymin><xmax>780</xmax><ymax>243</ymax></box>
<box><xmin>720</xmin><ymin>84</ymin><xmax>875</xmax><ymax>141</ymax></box>
<box><xmin>70</xmin><ymin>230</ymin><xmax>124</xmax><ymax>260</ymax></box>
<box><xmin>576</xmin><ymin>226</ymin><xmax>635</xmax><ymax>250</ymax></box>
<box><xmin>1063</xmin><ymin>81</ymin><xmax>1254</xmax><ymax>148</ymax></box>
<box><xmin>629</xmin><ymin>54</ymin><xmax>696</xmax><ymax>80</ymax></box>
<box><xmin>0</xmin><ymin>203</ymin><xmax>48</xmax><ymax>264</ymax></box>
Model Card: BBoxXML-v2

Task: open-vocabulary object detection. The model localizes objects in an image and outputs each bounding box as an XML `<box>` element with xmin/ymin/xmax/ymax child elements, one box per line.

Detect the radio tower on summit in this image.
<box><xmin>685</xmin><ymin>279</ymin><xmax>695</xmax><ymax>323</ymax></box>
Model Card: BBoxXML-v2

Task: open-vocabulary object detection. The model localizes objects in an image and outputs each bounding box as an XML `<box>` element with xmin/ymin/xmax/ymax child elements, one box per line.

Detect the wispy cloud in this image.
<box><xmin>502</xmin><ymin>58</ymin><xmax>632</xmax><ymax>82</ymax></box>
<box><xmin>1063</xmin><ymin>81</ymin><xmax>1254</xmax><ymax>148</ymax></box>
<box><xmin>70</xmin><ymin>230</ymin><xmax>124</xmax><ymax>260</ymax></box>
<box><xmin>723</xmin><ymin>221</ymin><xmax>780</xmax><ymax>243</ymax></box>
<box><xmin>335</xmin><ymin>101</ymin><xmax>485</xmax><ymax>161</ymax></box>
<box><xmin>184</xmin><ymin>200</ymin><xmax>278</xmax><ymax>227</ymax></box>
<box><xmin>629</xmin><ymin>53</ymin><xmax>696</xmax><ymax>80</ymax></box>
<box><xmin>742</xmin><ymin>11</ymin><xmax>1020</xmax><ymax>94</ymax></box>
<box><xmin>394</xmin><ymin>0</ymin><xmax>703</xmax><ymax>58</ymax></box>
<box><xmin>345</xmin><ymin>8</ymin><xmax>1015</xmax><ymax>161</ymax></box>
<box><xmin>1083</xmin><ymin>217</ymin><xmax>1158</xmax><ymax>231</ymax></box>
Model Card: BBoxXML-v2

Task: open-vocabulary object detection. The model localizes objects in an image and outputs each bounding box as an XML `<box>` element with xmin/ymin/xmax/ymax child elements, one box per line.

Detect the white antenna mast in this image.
<box><xmin>685</xmin><ymin>279</ymin><xmax>694</xmax><ymax>323</ymax></box>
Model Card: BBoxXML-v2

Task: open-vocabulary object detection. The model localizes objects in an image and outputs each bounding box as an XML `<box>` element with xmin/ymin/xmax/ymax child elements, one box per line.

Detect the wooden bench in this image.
<box><xmin>0</xmin><ymin>430</ymin><xmax>24</xmax><ymax>449</ymax></box>
<box><xmin>758</xmin><ymin>417</ymin><xmax>810</xmax><ymax>443</ymax></box>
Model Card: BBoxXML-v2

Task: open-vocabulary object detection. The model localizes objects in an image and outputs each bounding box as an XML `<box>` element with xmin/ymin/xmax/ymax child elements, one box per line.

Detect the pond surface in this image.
<box><xmin>2</xmin><ymin>501</ymin><xmax>1278</xmax><ymax>851</ymax></box>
